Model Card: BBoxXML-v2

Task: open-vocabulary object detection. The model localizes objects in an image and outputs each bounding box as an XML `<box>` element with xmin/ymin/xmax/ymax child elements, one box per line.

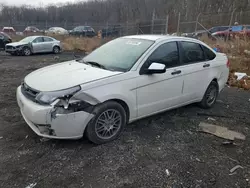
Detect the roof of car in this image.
<box><xmin>123</xmin><ymin>35</ymin><xmax>198</xmax><ymax>42</ymax></box>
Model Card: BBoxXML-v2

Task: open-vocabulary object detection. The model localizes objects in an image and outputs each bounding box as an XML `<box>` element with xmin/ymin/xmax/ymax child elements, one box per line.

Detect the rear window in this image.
<box><xmin>202</xmin><ymin>46</ymin><xmax>216</xmax><ymax>60</ymax></box>
<box><xmin>210</xmin><ymin>26</ymin><xmax>229</xmax><ymax>33</ymax></box>
<box><xmin>218</xmin><ymin>26</ymin><xmax>229</xmax><ymax>31</ymax></box>
<box><xmin>180</xmin><ymin>41</ymin><xmax>205</xmax><ymax>64</ymax></box>
<box><xmin>43</xmin><ymin>37</ymin><xmax>53</xmax><ymax>42</ymax></box>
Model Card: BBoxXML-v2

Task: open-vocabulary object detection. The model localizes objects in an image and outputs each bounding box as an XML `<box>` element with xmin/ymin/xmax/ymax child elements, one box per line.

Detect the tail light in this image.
<box><xmin>226</xmin><ymin>59</ymin><xmax>230</xmax><ymax>68</ymax></box>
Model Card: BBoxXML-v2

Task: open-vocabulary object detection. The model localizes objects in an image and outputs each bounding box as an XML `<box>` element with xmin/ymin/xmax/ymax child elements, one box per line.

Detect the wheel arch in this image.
<box><xmin>211</xmin><ymin>78</ymin><xmax>219</xmax><ymax>90</ymax></box>
<box><xmin>22</xmin><ymin>45</ymin><xmax>33</xmax><ymax>54</ymax></box>
<box><xmin>105</xmin><ymin>99</ymin><xmax>130</xmax><ymax>123</ymax></box>
<box><xmin>52</xmin><ymin>44</ymin><xmax>61</xmax><ymax>50</ymax></box>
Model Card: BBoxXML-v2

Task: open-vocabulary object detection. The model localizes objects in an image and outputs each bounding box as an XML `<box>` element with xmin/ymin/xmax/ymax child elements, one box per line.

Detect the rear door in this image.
<box><xmin>32</xmin><ymin>37</ymin><xmax>44</xmax><ymax>53</ymax></box>
<box><xmin>42</xmin><ymin>37</ymin><xmax>54</xmax><ymax>52</ymax></box>
<box><xmin>178</xmin><ymin>41</ymin><xmax>216</xmax><ymax>102</ymax></box>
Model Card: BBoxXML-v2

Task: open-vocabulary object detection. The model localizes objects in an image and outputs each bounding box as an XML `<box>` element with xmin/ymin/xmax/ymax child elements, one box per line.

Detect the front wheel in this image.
<box><xmin>199</xmin><ymin>81</ymin><xmax>219</xmax><ymax>109</ymax></box>
<box><xmin>85</xmin><ymin>101</ymin><xmax>126</xmax><ymax>144</ymax></box>
<box><xmin>22</xmin><ymin>47</ymin><xmax>31</xmax><ymax>56</ymax></box>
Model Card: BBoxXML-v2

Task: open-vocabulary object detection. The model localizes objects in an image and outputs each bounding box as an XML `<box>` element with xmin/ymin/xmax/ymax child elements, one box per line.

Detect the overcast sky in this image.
<box><xmin>2</xmin><ymin>0</ymin><xmax>82</xmax><ymax>7</ymax></box>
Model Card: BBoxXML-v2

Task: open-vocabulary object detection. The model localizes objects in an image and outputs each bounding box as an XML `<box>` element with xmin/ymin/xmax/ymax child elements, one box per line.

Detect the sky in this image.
<box><xmin>1</xmin><ymin>0</ymin><xmax>83</xmax><ymax>7</ymax></box>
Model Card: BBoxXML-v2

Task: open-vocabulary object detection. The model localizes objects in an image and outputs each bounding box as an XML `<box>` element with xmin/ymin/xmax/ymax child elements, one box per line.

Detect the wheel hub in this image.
<box><xmin>206</xmin><ymin>86</ymin><xmax>217</xmax><ymax>105</ymax></box>
<box><xmin>95</xmin><ymin>109</ymin><xmax>122</xmax><ymax>139</ymax></box>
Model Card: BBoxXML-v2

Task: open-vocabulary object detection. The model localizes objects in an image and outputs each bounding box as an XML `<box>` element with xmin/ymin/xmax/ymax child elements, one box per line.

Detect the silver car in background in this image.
<box><xmin>5</xmin><ymin>36</ymin><xmax>62</xmax><ymax>56</ymax></box>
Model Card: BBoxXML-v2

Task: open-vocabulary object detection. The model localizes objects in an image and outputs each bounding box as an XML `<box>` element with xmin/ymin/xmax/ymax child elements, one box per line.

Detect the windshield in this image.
<box><xmin>20</xmin><ymin>36</ymin><xmax>36</xmax><ymax>43</ymax></box>
<box><xmin>83</xmin><ymin>38</ymin><xmax>154</xmax><ymax>72</ymax></box>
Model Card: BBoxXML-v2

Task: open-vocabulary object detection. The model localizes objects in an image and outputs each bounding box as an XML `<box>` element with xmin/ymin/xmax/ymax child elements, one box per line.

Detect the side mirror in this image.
<box><xmin>146</xmin><ymin>62</ymin><xmax>166</xmax><ymax>74</ymax></box>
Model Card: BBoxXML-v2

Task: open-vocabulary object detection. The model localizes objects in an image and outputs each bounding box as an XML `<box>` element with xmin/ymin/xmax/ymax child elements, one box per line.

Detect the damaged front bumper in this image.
<box><xmin>16</xmin><ymin>86</ymin><xmax>94</xmax><ymax>139</ymax></box>
<box><xmin>5</xmin><ymin>47</ymin><xmax>23</xmax><ymax>54</ymax></box>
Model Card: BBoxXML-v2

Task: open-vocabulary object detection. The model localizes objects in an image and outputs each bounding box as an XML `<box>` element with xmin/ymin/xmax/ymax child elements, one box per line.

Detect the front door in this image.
<box><xmin>136</xmin><ymin>41</ymin><xmax>184</xmax><ymax>117</ymax></box>
<box><xmin>32</xmin><ymin>37</ymin><xmax>44</xmax><ymax>53</ymax></box>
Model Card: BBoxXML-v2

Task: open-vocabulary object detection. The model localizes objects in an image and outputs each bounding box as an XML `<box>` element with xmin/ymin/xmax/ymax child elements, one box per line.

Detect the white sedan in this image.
<box><xmin>45</xmin><ymin>27</ymin><xmax>69</xmax><ymax>35</ymax></box>
<box><xmin>16</xmin><ymin>35</ymin><xmax>229</xmax><ymax>144</ymax></box>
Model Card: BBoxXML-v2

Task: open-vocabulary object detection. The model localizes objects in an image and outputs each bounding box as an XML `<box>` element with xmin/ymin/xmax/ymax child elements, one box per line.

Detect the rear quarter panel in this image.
<box><xmin>52</xmin><ymin>41</ymin><xmax>62</xmax><ymax>51</ymax></box>
<box><xmin>209</xmin><ymin>53</ymin><xmax>229</xmax><ymax>92</ymax></box>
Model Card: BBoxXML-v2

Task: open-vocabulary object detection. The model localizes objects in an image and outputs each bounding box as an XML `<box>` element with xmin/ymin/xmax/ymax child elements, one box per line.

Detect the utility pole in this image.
<box><xmin>226</xmin><ymin>8</ymin><xmax>237</xmax><ymax>42</ymax></box>
<box><xmin>177</xmin><ymin>12</ymin><xmax>181</xmax><ymax>35</ymax></box>
<box><xmin>126</xmin><ymin>21</ymin><xmax>128</xmax><ymax>35</ymax></box>
<box><xmin>151</xmin><ymin>9</ymin><xmax>155</xmax><ymax>34</ymax></box>
<box><xmin>165</xmin><ymin>14</ymin><xmax>169</xmax><ymax>34</ymax></box>
<box><xmin>195</xmin><ymin>13</ymin><xmax>201</xmax><ymax>32</ymax></box>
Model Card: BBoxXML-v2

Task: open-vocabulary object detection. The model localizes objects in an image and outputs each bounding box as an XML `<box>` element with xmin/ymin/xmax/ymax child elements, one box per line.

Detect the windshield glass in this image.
<box><xmin>20</xmin><ymin>36</ymin><xmax>36</xmax><ymax>43</ymax></box>
<box><xmin>83</xmin><ymin>38</ymin><xmax>154</xmax><ymax>72</ymax></box>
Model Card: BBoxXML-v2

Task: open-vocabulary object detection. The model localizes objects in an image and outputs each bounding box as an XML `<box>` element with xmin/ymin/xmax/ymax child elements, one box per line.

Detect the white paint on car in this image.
<box><xmin>16</xmin><ymin>35</ymin><xmax>229</xmax><ymax>141</ymax></box>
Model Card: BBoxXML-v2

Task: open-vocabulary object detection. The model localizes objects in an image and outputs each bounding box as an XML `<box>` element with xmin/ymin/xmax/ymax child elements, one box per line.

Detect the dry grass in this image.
<box><xmin>201</xmin><ymin>36</ymin><xmax>250</xmax><ymax>90</ymax></box>
<box><xmin>60</xmin><ymin>36</ymin><xmax>108</xmax><ymax>52</ymax></box>
<box><xmin>11</xmin><ymin>34</ymin><xmax>111</xmax><ymax>52</ymax></box>
<box><xmin>201</xmin><ymin>36</ymin><xmax>250</xmax><ymax>72</ymax></box>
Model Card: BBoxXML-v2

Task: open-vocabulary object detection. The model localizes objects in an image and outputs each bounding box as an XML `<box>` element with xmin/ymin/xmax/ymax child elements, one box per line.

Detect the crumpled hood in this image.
<box><xmin>24</xmin><ymin>60</ymin><xmax>122</xmax><ymax>91</ymax></box>
<box><xmin>6</xmin><ymin>42</ymin><xmax>27</xmax><ymax>47</ymax></box>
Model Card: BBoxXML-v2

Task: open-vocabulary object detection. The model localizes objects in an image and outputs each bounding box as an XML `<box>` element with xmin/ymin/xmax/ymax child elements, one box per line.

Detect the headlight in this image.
<box><xmin>16</xmin><ymin>45</ymin><xmax>23</xmax><ymax>49</ymax></box>
<box><xmin>35</xmin><ymin>86</ymin><xmax>81</xmax><ymax>104</ymax></box>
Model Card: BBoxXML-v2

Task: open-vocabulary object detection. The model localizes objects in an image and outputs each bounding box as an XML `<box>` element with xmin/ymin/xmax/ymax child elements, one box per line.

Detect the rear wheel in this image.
<box><xmin>199</xmin><ymin>81</ymin><xmax>219</xmax><ymax>109</ymax></box>
<box><xmin>23</xmin><ymin>47</ymin><xmax>31</xmax><ymax>56</ymax></box>
<box><xmin>53</xmin><ymin>46</ymin><xmax>60</xmax><ymax>54</ymax></box>
<box><xmin>85</xmin><ymin>101</ymin><xmax>126</xmax><ymax>144</ymax></box>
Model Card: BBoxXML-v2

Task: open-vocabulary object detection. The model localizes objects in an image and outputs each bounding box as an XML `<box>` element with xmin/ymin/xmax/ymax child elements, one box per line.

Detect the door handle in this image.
<box><xmin>171</xmin><ymin>70</ymin><xmax>182</xmax><ymax>75</ymax></box>
<box><xmin>203</xmin><ymin>64</ymin><xmax>210</xmax><ymax>68</ymax></box>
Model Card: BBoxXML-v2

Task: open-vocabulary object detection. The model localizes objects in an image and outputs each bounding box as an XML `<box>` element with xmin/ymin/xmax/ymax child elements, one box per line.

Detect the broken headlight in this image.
<box><xmin>35</xmin><ymin>86</ymin><xmax>81</xmax><ymax>105</ymax></box>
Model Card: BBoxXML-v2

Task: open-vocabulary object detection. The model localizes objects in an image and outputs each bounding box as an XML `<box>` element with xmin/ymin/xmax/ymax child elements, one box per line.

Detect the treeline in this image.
<box><xmin>0</xmin><ymin>0</ymin><xmax>250</xmax><ymax>30</ymax></box>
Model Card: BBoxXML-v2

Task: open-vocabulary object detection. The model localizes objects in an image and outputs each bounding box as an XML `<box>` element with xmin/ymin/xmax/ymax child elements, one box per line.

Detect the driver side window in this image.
<box><xmin>33</xmin><ymin>37</ymin><xmax>44</xmax><ymax>43</ymax></box>
<box><xmin>147</xmin><ymin>42</ymin><xmax>179</xmax><ymax>68</ymax></box>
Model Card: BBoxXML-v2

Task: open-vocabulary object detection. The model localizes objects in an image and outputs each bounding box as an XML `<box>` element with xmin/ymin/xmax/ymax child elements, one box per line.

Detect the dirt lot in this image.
<box><xmin>0</xmin><ymin>52</ymin><xmax>250</xmax><ymax>188</ymax></box>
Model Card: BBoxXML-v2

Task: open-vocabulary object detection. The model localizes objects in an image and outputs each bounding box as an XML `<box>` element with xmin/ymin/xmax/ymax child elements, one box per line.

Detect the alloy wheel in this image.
<box><xmin>95</xmin><ymin>109</ymin><xmax>122</xmax><ymax>140</ymax></box>
<box><xmin>206</xmin><ymin>85</ymin><xmax>217</xmax><ymax>105</ymax></box>
<box><xmin>23</xmin><ymin>48</ymin><xmax>31</xmax><ymax>56</ymax></box>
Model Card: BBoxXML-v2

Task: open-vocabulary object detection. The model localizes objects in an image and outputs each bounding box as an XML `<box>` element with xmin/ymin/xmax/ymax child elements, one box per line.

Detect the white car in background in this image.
<box><xmin>16</xmin><ymin>35</ymin><xmax>229</xmax><ymax>144</ymax></box>
<box><xmin>45</xmin><ymin>27</ymin><xmax>69</xmax><ymax>35</ymax></box>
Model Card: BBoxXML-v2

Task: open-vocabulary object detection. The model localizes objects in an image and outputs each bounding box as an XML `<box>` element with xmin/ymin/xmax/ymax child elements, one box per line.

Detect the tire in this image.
<box><xmin>85</xmin><ymin>101</ymin><xmax>126</xmax><ymax>145</ymax></box>
<box><xmin>53</xmin><ymin>46</ymin><xmax>60</xmax><ymax>54</ymax></box>
<box><xmin>199</xmin><ymin>81</ymin><xmax>219</xmax><ymax>109</ymax></box>
<box><xmin>22</xmin><ymin>47</ymin><xmax>31</xmax><ymax>56</ymax></box>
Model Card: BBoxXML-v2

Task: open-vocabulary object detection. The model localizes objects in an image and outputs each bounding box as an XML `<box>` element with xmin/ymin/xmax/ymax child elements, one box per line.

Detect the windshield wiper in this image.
<box><xmin>83</xmin><ymin>61</ymin><xmax>107</xmax><ymax>70</ymax></box>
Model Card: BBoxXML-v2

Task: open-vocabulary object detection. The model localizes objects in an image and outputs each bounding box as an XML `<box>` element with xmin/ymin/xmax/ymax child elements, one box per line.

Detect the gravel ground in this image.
<box><xmin>0</xmin><ymin>52</ymin><xmax>250</xmax><ymax>188</ymax></box>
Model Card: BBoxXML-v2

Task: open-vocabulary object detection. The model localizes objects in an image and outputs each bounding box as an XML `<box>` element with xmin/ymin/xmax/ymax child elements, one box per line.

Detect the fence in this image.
<box><xmin>0</xmin><ymin>9</ymin><xmax>169</xmax><ymax>37</ymax></box>
<box><xmin>177</xmin><ymin>9</ymin><xmax>250</xmax><ymax>35</ymax></box>
<box><xmin>2</xmin><ymin>9</ymin><xmax>250</xmax><ymax>38</ymax></box>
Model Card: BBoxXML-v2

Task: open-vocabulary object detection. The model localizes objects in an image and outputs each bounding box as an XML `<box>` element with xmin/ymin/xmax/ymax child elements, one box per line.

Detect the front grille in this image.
<box><xmin>21</xmin><ymin>83</ymin><xmax>39</xmax><ymax>102</ymax></box>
